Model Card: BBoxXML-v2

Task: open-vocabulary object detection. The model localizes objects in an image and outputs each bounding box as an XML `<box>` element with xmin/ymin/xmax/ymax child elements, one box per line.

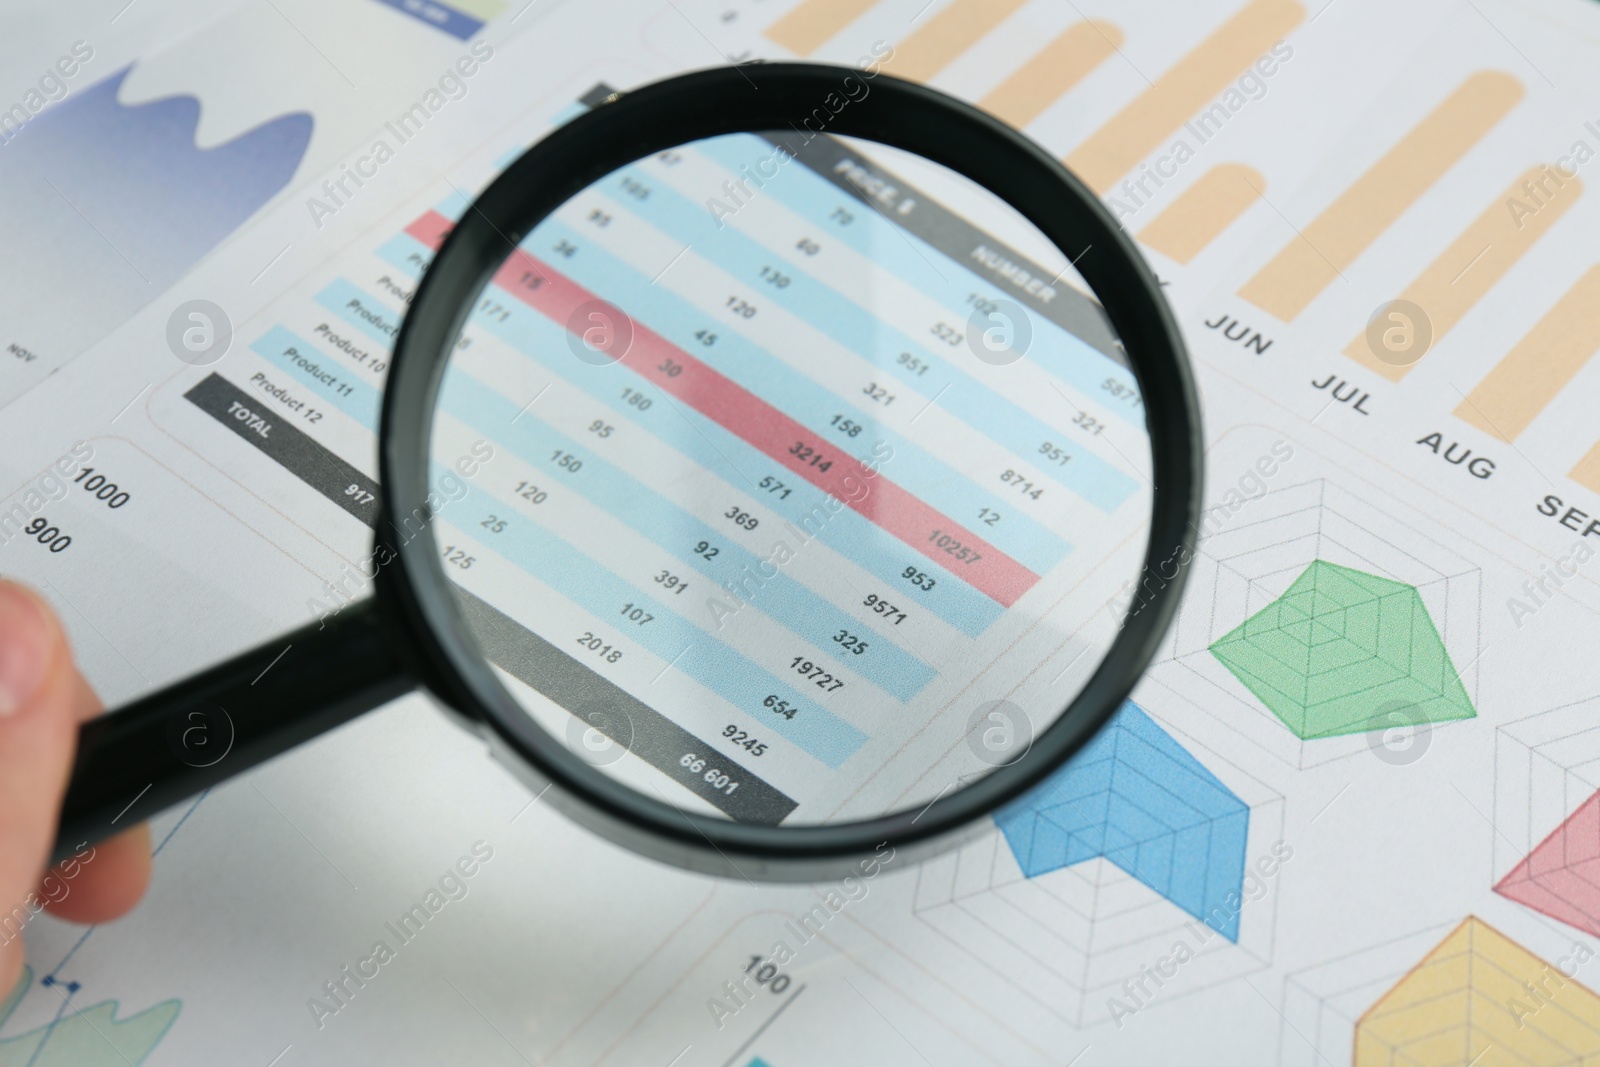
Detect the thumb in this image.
<box><xmin>0</xmin><ymin>581</ymin><xmax>92</xmax><ymax>993</ymax></box>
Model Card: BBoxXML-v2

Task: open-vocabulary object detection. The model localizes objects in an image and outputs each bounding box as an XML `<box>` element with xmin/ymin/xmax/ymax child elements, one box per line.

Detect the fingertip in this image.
<box><xmin>42</xmin><ymin>825</ymin><xmax>151</xmax><ymax>924</ymax></box>
<box><xmin>0</xmin><ymin>583</ymin><xmax>81</xmax><ymax>934</ymax></box>
<box><xmin>0</xmin><ymin>937</ymin><xmax>21</xmax><ymax>1002</ymax></box>
<box><xmin>0</xmin><ymin>581</ymin><xmax>62</xmax><ymax>721</ymax></box>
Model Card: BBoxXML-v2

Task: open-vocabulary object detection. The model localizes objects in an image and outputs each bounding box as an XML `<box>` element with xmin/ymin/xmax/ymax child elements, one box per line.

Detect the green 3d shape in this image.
<box><xmin>1209</xmin><ymin>560</ymin><xmax>1475</xmax><ymax>740</ymax></box>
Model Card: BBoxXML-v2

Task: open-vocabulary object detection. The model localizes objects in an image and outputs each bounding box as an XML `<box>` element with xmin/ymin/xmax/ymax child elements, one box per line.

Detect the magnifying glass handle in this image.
<box><xmin>52</xmin><ymin>599</ymin><xmax>414</xmax><ymax>864</ymax></box>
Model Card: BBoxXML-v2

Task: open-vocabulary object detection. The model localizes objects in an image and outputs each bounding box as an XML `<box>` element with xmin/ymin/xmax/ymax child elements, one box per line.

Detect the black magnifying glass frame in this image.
<box><xmin>54</xmin><ymin>62</ymin><xmax>1202</xmax><ymax>882</ymax></box>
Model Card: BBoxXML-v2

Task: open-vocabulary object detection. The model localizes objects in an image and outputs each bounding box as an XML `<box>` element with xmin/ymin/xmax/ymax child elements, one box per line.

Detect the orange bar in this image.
<box><xmin>1064</xmin><ymin>0</ymin><xmax>1304</xmax><ymax>194</ymax></box>
<box><xmin>1138</xmin><ymin>164</ymin><xmax>1265</xmax><ymax>264</ymax></box>
<box><xmin>1345</xmin><ymin>166</ymin><xmax>1581</xmax><ymax>381</ymax></box>
<box><xmin>1571</xmin><ymin>440</ymin><xmax>1600</xmax><ymax>494</ymax></box>
<box><xmin>764</xmin><ymin>0</ymin><xmax>878</xmax><ymax>55</ymax></box>
<box><xmin>1456</xmin><ymin>266</ymin><xmax>1600</xmax><ymax>441</ymax></box>
<box><xmin>978</xmin><ymin>20</ymin><xmax>1120</xmax><ymax>128</ymax></box>
<box><xmin>880</xmin><ymin>0</ymin><xmax>1032</xmax><ymax>83</ymax></box>
<box><xmin>1239</xmin><ymin>71</ymin><xmax>1524</xmax><ymax>321</ymax></box>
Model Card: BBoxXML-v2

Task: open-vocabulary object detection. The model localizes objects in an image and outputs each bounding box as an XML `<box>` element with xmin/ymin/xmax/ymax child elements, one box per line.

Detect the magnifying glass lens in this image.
<box><xmin>418</xmin><ymin>130</ymin><xmax>1154</xmax><ymax>827</ymax></box>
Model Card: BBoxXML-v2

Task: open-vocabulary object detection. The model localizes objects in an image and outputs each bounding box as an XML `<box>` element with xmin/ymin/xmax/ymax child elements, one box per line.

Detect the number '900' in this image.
<box><xmin>23</xmin><ymin>517</ymin><xmax>70</xmax><ymax>553</ymax></box>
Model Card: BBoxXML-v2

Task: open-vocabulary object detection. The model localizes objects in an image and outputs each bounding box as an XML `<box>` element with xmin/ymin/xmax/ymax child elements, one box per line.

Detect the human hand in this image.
<box><xmin>0</xmin><ymin>581</ymin><xmax>151</xmax><ymax>994</ymax></box>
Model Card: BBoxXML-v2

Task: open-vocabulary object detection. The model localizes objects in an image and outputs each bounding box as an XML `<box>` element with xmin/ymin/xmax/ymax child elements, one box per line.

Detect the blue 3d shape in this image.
<box><xmin>994</xmin><ymin>702</ymin><xmax>1251</xmax><ymax>940</ymax></box>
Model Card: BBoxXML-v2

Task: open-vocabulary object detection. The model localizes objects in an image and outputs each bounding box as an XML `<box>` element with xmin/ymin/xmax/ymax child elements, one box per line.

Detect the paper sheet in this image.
<box><xmin>6</xmin><ymin>0</ymin><xmax>1600</xmax><ymax>1063</ymax></box>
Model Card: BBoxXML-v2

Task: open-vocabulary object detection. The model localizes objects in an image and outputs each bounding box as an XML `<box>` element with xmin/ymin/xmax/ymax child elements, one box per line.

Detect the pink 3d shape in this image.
<box><xmin>1495</xmin><ymin>790</ymin><xmax>1600</xmax><ymax>937</ymax></box>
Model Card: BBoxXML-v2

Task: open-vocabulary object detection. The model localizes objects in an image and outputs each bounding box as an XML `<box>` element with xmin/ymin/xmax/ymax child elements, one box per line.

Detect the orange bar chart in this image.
<box><xmin>1456</xmin><ymin>265</ymin><xmax>1600</xmax><ymax>441</ymax></box>
<box><xmin>1063</xmin><ymin>0</ymin><xmax>1304</xmax><ymax>195</ymax></box>
<box><xmin>1238</xmin><ymin>71</ymin><xmax>1524</xmax><ymax>322</ymax></box>
<box><xmin>764</xmin><ymin>0</ymin><xmax>878</xmax><ymax>55</ymax></box>
<box><xmin>1345</xmin><ymin>166</ymin><xmax>1581</xmax><ymax>380</ymax></box>
<box><xmin>879</xmin><ymin>0</ymin><xmax>1032</xmax><ymax>83</ymax></box>
<box><xmin>1138</xmin><ymin>164</ymin><xmax>1265</xmax><ymax>264</ymax></box>
<box><xmin>977</xmin><ymin>20</ymin><xmax>1121</xmax><ymax>128</ymax></box>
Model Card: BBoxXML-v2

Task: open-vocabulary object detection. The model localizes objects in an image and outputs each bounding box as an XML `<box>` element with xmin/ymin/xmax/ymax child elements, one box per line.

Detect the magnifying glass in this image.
<box><xmin>55</xmin><ymin>63</ymin><xmax>1200</xmax><ymax>881</ymax></box>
